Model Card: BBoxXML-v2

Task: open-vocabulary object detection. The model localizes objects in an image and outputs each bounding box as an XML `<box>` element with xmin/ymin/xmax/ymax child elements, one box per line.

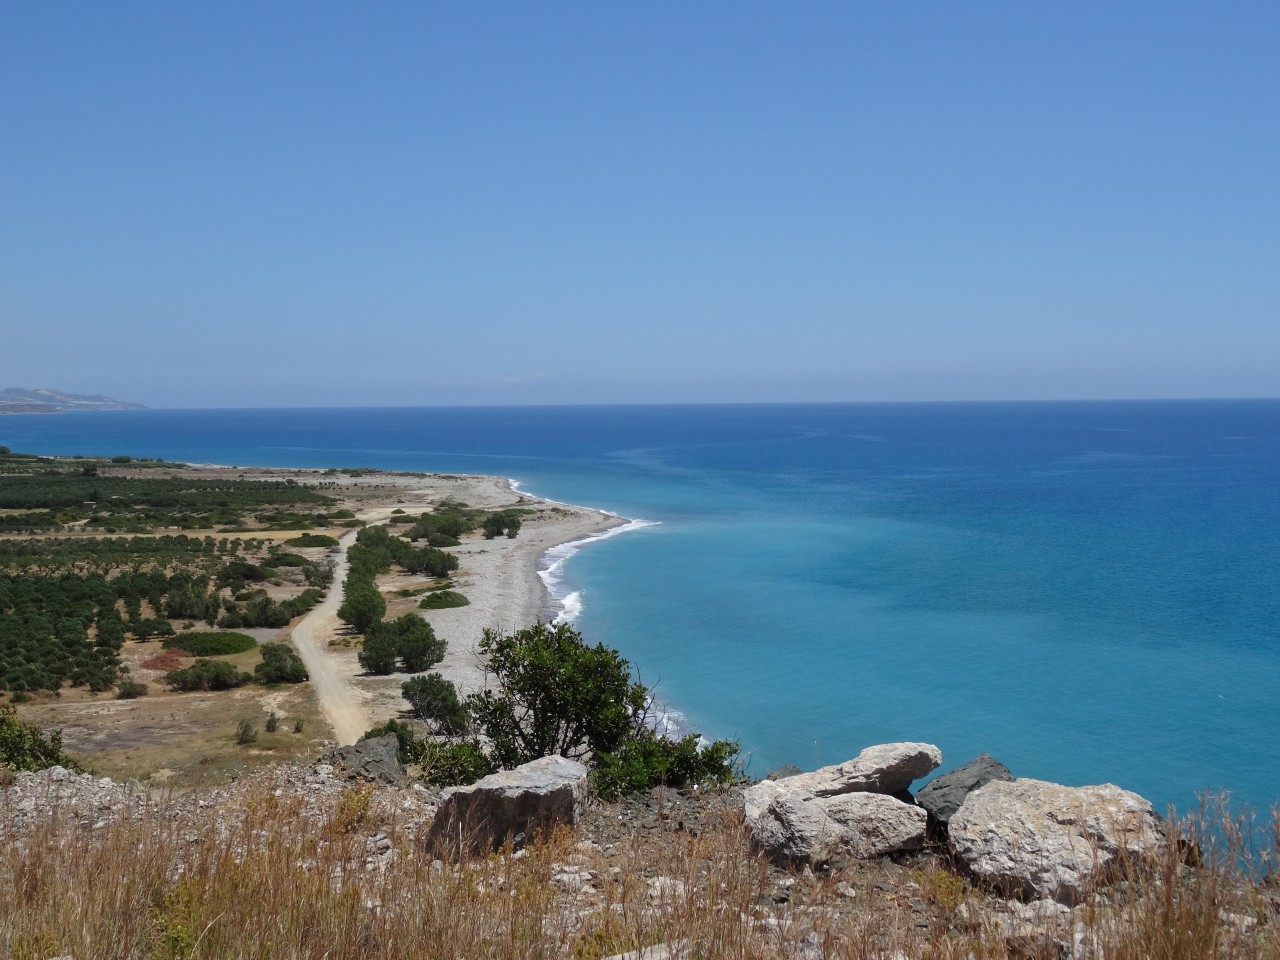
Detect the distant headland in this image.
<box><xmin>0</xmin><ymin>387</ymin><xmax>145</xmax><ymax>414</ymax></box>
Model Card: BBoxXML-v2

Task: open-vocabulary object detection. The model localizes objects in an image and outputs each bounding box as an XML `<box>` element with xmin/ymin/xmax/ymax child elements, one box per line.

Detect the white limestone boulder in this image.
<box><xmin>767</xmin><ymin>742</ymin><xmax>942</xmax><ymax>799</ymax></box>
<box><xmin>949</xmin><ymin>778</ymin><xmax>1165</xmax><ymax>903</ymax></box>
<box><xmin>746</xmin><ymin>788</ymin><xmax>928</xmax><ymax>865</ymax></box>
<box><xmin>743</xmin><ymin>742</ymin><xmax>940</xmax><ymax>865</ymax></box>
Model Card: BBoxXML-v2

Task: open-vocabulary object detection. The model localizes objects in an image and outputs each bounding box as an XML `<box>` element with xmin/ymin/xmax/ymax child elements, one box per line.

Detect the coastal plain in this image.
<box><xmin>3</xmin><ymin>458</ymin><xmax>620</xmax><ymax>784</ymax></box>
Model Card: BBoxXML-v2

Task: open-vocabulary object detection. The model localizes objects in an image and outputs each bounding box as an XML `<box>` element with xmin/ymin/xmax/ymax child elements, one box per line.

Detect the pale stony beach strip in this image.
<box><xmin>286</xmin><ymin>471</ymin><xmax>626</xmax><ymax>742</ymax></box>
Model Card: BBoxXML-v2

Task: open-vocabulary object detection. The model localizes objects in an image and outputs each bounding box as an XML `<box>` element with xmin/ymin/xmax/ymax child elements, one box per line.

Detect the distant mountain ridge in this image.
<box><xmin>0</xmin><ymin>387</ymin><xmax>145</xmax><ymax>414</ymax></box>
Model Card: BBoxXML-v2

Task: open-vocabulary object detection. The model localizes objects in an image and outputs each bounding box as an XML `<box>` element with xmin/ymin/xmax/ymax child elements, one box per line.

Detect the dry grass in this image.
<box><xmin>13</xmin><ymin>680</ymin><xmax>331</xmax><ymax>786</ymax></box>
<box><xmin>2</xmin><ymin>780</ymin><xmax>1278</xmax><ymax>960</ymax></box>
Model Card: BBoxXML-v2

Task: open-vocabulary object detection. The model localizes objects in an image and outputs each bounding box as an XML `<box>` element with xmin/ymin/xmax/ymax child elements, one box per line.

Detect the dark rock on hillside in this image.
<box><xmin>318</xmin><ymin>734</ymin><xmax>406</xmax><ymax>785</ymax></box>
<box><xmin>916</xmin><ymin>753</ymin><xmax>1013</xmax><ymax>832</ymax></box>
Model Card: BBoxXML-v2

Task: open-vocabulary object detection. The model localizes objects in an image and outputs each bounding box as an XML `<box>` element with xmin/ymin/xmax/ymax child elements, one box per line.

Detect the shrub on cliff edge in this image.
<box><xmin>0</xmin><ymin>705</ymin><xmax>85</xmax><ymax>772</ymax></box>
<box><xmin>465</xmin><ymin>622</ymin><xmax>740</xmax><ymax>797</ymax></box>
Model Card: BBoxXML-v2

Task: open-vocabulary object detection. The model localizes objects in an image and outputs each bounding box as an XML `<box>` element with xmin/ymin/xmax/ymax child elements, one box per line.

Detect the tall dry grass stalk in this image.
<box><xmin>2</xmin><ymin>782</ymin><xmax>1279</xmax><ymax>959</ymax></box>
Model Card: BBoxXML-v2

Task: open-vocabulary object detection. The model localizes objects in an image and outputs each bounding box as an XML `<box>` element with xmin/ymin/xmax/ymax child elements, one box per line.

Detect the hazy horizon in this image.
<box><xmin>4</xmin><ymin>4</ymin><xmax>1277</xmax><ymax>407</ymax></box>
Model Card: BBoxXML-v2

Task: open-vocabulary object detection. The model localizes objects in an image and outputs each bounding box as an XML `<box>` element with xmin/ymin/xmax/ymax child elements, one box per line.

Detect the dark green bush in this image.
<box><xmin>284</xmin><ymin>534</ymin><xmax>338</xmax><ymax>548</ymax></box>
<box><xmin>359</xmin><ymin>719</ymin><xmax>496</xmax><ymax>787</ymax></box>
<box><xmin>265</xmin><ymin>552</ymin><xmax>307</xmax><ymax>567</ymax></box>
<box><xmin>116</xmin><ymin>679</ymin><xmax>148</xmax><ymax>700</ymax></box>
<box><xmin>468</xmin><ymin>622</ymin><xmax>645</xmax><ymax>767</ymax></box>
<box><xmin>163</xmin><ymin>631</ymin><xmax>257</xmax><ymax>656</ymax></box>
<box><xmin>357</xmin><ymin>631</ymin><xmax>399</xmax><ymax>675</ymax></box>
<box><xmin>591</xmin><ymin>728</ymin><xmax>742</xmax><ymax>801</ymax></box>
<box><xmin>419</xmin><ymin>590</ymin><xmax>469</xmax><ymax>610</ymax></box>
<box><xmin>254</xmin><ymin>643</ymin><xmax>308</xmax><ymax>684</ymax></box>
<box><xmin>164</xmin><ymin>659</ymin><xmax>252</xmax><ymax>692</ymax></box>
<box><xmin>338</xmin><ymin>577</ymin><xmax>385</xmax><ymax>633</ymax></box>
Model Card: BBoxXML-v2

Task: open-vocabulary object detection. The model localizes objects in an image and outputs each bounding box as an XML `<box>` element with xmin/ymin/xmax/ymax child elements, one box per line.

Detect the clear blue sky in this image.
<box><xmin>2</xmin><ymin>3</ymin><xmax>1277</xmax><ymax>407</ymax></box>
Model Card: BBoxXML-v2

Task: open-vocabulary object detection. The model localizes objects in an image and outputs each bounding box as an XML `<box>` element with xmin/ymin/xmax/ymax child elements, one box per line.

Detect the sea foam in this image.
<box><xmin>537</xmin><ymin>516</ymin><xmax>659</xmax><ymax>624</ymax></box>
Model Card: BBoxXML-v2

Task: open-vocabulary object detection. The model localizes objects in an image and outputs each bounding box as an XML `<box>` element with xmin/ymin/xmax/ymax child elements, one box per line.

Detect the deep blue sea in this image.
<box><xmin>4</xmin><ymin>401</ymin><xmax>1278</xmax><ymax>815</ymax></box>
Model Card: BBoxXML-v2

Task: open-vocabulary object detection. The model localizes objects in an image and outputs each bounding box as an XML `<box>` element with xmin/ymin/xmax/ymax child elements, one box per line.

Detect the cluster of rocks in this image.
<box><xmin>744</xmin><ymin>742</ymin><xmax>1165</xmax><ymax>905</ymax></box>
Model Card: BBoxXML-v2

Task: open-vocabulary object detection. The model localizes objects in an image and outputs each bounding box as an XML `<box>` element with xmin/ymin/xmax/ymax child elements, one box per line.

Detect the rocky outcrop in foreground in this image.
<box><xmin>948</xmin><ymin>777</ymin><xmax>1165</xmax><ymax>903</ymax></box>
<box><xmin>743</xmin><ymin>742</ymin><xmax>941</xmax><ymax>866</ymax></box>
<box><xmin>428</xmin><ymin>754</ymin><xmax>590</xmax><ymax>855</ymax></box>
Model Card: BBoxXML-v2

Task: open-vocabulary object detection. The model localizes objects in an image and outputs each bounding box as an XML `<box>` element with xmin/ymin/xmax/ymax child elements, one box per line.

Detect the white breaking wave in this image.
<box><xmin>538</xmin><ymin>516</ymin><xmax>660</xmax><ymax>624</ymax></box>
<box><xmin>557</xmin><ymin>590</ymin><xmax>583</xmax><ymax>624</ymax></box>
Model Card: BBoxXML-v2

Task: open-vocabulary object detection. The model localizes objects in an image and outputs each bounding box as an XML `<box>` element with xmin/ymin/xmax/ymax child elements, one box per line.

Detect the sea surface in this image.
<box><xmin>5</xmin><ymin>401</ymin><xmax>1278</xmax><ymax>815</ymax></box>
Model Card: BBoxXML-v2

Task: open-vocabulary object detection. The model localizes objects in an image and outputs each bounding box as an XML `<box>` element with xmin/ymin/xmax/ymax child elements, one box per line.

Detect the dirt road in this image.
<box><xmin>290</xmin><ymin>529</ymin><xmax>370</xmax><ymax>745</ymax></box>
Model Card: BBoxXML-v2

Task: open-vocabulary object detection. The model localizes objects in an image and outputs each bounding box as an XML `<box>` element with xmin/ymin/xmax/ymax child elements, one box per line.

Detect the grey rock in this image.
<box><xmin>743</xmin><ymin>742</ymin><xmax>940</xmax><ymax>866</ymax></box>
<box><xmin>767</xmin><ymin>742</ymin><xmax>942</xmax><ymax>799</ymax></box>
<box><xmin>917</xmin><ymin>753</ymin><xmax>1014</xmax><ymax>829</ymax></box>
<box><xmin>949</xmin><ymin>778</ymin><xmax>1164</xmax><ymax>904</ymax></box>
<box><xmin>745</xmin><ymin>787</ymin><xmax>927</xmax><ymax>866</ymax></box>
<box><xmin>318</xmin><ymin>734</ymin><xmax>406</xmax><ymax>785</ymax></box>
<box><xmin>428</xmin><ymin>755</ymin><xmax>589</xmax><ymax>856</ymax></box>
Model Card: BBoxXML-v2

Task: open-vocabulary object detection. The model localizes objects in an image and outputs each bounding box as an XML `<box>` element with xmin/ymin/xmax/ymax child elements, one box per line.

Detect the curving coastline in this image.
<box><xmin>324</xmin><ymin>471</ymin><xmax>646</xmax><ymax>735</ymax></box>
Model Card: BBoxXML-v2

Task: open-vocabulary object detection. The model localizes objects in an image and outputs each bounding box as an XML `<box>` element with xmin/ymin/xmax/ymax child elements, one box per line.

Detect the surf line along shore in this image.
<box><xmin>286</xmin><ymin>470</ymin><xmax>647</xmax><ymax>745</ymax></box>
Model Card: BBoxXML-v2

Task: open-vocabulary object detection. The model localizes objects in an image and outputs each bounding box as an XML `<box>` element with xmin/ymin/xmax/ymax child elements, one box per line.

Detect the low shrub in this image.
<box><xmin>255</xmin><ymin>643</ymin><xmax>308</xmax><ymax>684</ymax></box>
<box><xmin>116</xmin><ymin>679</ymin><xmax>148</xmax><ymax>700</ymax></box>
<box><xmin>235</xmin><ymin>719</ymin><xmax>257</xmax><ymax>744</ymax></box>
<box><xmin>419</xmin><ymin>739</ymin><xmax>497</xmax><ymax>787</ymax></box>
<box><xmin>591</xmin><ymin>728</ymin><xmax>743</xmax><ymax>801</ymax></box>
<box><xmin>265</xmin><ymin>552</ymin><xmax>307</xmax><ymax>567</ymax></box>
<box><xmin>165</xmin><ymin>659</ymin><xmax>252</xmax><ymax>692</ymax></box>
<box><xmin>418</xmin><ymin>590</ymin><xmax>469</xmax><ymax>610</ymax></box>
<box><xmin>163</xmin><ymin>631</ymin><xmax>257</xmax><ymax>656</ymax></box>
<box><xmin>284</xmin><ymin>533</ymin><xmax>339</xmax><ymax>548</ymax></box>
<box><xmin>359</xmin><ymin>719</ymin><xmax>496</xmax><ymax>787</ymax></box>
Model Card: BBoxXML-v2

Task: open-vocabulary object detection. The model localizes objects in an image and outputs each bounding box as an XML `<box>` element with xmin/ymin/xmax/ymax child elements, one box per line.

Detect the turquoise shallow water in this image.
<box><xmin>5</xmin><ymin>400</ymin><xmax>1278</xmax><ymax>814</ymax></box>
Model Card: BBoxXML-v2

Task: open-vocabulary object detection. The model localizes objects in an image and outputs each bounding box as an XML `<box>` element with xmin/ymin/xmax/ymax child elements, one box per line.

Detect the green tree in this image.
<box><xmin>466</xmin><ymin>622</ymin><xmax>648</xmax><ymax>767</ymax></box>
<box><xmin>463</xmin><ymin>622</ymin><xmax>741</xmax><ymax>797</ymax></box>
<box><xmin>360</xmin><ymin>614</ymin><xmax>444</xmax><ymax>673</ymax></box>
<box><xmin>402</xmin><ymin>673</ymin><xmax>468</xmax><ymax>734</ymax></box>
<box><xmin>338</xmin><ymin>578</ymin><xmax>385</xmax><ymax>633</ymax></box>
<box><xmin>357</xmin><ymin>631</ymin><xmax>399</xmax><ymax>674</ymax></box>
